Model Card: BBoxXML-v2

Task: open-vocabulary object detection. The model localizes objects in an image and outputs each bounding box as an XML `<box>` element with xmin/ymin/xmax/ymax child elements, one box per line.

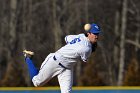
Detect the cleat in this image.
<box><xmin>23</xmin><ymin>50</ymin><xmax>34</xmax><ymax>58</ymax></box>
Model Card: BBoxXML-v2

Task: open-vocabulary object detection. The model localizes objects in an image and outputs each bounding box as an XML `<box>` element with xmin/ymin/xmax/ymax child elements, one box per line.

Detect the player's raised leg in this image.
<box><xmin>23</xmin><ymin>50</ymin><xmax>39</xmax><ymax>79</ymax></box>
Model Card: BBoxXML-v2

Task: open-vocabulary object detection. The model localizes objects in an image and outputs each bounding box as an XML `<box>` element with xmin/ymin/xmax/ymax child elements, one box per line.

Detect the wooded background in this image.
<box><xmin>0</xmin><ymin>0</ymin><xmax>140</xmax><ymax>87</ymax></box>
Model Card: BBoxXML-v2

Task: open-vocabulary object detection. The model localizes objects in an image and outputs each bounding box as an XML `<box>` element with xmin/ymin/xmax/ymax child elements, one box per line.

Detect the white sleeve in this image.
<box><xmin>64</xmin><ymin>35</ymin><xmax>77</xmax><ymax>44</ymax></box>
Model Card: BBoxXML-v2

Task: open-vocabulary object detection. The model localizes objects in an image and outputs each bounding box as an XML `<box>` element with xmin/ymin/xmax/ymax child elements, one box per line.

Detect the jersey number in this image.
<box><xmin>70</xmin><ymin>38</ymin><xmax>81</xmax><ymax>44</ymax></box>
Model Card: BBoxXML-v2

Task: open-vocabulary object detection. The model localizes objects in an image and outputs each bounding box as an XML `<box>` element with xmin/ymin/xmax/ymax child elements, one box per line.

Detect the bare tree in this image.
<box><xmin>21</xmin><ymin>0</ymin><xmax>32</xmax><ymax>86</ymax></box>
<box><xmin>113</xmin><ymin>11</ymin><xmax>120</xmax><ymax>85</ymax></box>
<box><xmin>118</xmin><ymin>0</ymin><xmax>128</xmax><ymax>86</ymax></box>
<box><xmin>0</xmin><ymin>0</ymin><xmax>18</xmax><ymax>86</ymax></box>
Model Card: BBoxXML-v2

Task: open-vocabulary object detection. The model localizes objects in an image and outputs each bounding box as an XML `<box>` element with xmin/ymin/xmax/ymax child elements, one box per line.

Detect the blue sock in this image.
<box><xmin>25</xmin><ymin>57</ymin><xmax>39</xmax><ymax>79</ymax></box>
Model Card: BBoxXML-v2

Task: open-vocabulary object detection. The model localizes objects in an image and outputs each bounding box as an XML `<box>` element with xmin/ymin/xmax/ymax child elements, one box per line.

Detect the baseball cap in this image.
<box><xmin>88</xmin><ymin>23</ymin><xmax>101</xmax><ymax>34</ymax></box>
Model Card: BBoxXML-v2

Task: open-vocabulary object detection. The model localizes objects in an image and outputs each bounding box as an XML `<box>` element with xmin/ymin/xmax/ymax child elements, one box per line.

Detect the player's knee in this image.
<box><xmin>32</xmin><ymin>80</ymin><xmax>40</xmax><ymax>87</ymax></box>
<box><xmin>32</xmin><ymin>77</ymin><xmax>42</xmax><ymax>87</ymax></box>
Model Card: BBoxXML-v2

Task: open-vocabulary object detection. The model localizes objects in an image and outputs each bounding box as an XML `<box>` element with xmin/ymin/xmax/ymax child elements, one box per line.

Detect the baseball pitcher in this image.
<box><xmin>23</xmin><ymin>23</ymin><xmax>101</xmax><ymax>93</ymax></box>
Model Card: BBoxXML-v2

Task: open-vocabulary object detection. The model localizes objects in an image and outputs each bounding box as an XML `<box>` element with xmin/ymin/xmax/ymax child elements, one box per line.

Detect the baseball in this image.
<box><xmin>84</xmin><ymin>24</ymin><xmax>91</xmax><ymax>31</ymax></box>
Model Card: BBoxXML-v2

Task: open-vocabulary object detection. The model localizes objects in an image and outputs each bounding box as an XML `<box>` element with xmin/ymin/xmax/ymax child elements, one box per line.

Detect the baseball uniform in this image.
<box><xmin>31</xmin><ymin>34</ymin><xmax>92</xmax><ymax>93</ymax></box>
<box><xmin>24</xmin><ymin>23</ymin><xmax>101</xmax><ymax>93</ymax></box>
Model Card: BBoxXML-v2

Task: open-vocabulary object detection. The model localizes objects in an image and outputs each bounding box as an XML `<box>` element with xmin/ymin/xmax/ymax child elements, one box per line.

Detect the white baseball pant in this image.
<box><xmin>32</xmin><ymin>53</ymin><xmax>73</xmax><ymax>93</ymax></box>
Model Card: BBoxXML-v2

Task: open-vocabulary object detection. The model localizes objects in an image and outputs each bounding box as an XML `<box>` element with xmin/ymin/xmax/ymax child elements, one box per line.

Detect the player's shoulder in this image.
<box><xmin>79</xmin><ymin>34</ymin><xmax>91</xmax><ymax>46</ymax></box>
<box><xmin>65</xmin><ymin>33</ymin><xmax>84</xmax><ymax>38</ymax></box>
<box><xmin>78</xmin><ymin>33</ymin><xmax>85</xmax><ymax>37</ymax></box>
<box><xmin>66</xmin><ymin>33</ymin><xmax>81</xmax><ymax>37</ymax></box>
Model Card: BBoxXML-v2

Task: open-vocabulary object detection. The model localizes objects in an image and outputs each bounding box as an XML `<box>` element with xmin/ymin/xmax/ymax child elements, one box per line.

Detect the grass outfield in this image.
<box><xmin>0</xmin><ymin>86</ymin><xmax>140</xmax><ymax>93</ymax></box>
<box><xmin>0</xmin><ymin>86</ymin><xmax>140</xmax><ymax>90</ymax></box>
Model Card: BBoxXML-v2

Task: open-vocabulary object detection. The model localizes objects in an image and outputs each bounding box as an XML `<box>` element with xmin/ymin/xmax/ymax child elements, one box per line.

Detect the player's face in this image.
<box><xmin>87</xmin><ymin>33</ymin><xmax>99</xmax><ymax>44</ymax></box>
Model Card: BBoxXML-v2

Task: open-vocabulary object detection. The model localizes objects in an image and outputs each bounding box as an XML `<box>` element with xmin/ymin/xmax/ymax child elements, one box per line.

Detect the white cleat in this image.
<box><xmin>23</xmin><ymin>50</ymin><xmax>34</xmax><ymax>58</ymax></box>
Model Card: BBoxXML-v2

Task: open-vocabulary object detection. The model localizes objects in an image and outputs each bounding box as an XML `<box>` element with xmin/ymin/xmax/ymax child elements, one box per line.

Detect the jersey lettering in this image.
<box><xmin>70</xmin><ymin>38</ymin><xmax>81</xmax><ymax>44</ymax></box>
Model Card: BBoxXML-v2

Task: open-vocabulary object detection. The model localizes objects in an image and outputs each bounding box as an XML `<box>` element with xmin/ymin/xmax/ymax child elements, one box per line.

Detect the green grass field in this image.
<box><xmin>0</xmin><ymin>86</ymin><xmax>140</xmax><ymax>93</ymax></box>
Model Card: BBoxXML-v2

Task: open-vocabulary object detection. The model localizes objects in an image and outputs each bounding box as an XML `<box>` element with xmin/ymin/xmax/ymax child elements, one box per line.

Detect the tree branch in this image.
<box><xmin>125</xmin><ymin>39</ymin><xmax>140</xmax><ymax>48</ymax></box>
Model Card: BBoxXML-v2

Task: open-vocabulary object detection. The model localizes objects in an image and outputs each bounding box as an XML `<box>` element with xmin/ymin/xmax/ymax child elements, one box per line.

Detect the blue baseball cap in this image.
<box><xmin>88</xmin><ymin>23</ymin><xmax>101</xmax><ymax>34</ymax></box>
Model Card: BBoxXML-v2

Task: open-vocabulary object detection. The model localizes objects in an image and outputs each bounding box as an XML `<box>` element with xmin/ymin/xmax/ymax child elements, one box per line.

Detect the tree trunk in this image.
<box><xmin>135</xmin><ymin>12</ymin><xmax>140</xmax><ymax>51</ymax></box>
<box><xmin>1</xmin><ymin>0</ymin><xmax>17</xmax><ymax>86</ymax></box>
<box><xmin>8</xmin><ymin>0</ymin><xmax>17</xmax><ymax>58</ymax></box>
<box><xmin>113</xmin><ymin>11</ymin><xmax>120</xmax><ymax>85</ymax></box>
<box><xmin>118</xmin><ymin>0</ymin><xmax>127</xmax><ymax>86</ymax></box>
<box><xmin>7</xmin><ymin>0</ymin><xmax>17</xmax><ymax>69</ymax></box>
<box><xmin>0</xmin><ymin>1</ymin><xmax>9</xmax><ymax>80</ymax></box>
<box><xmin>52</xmin><ymin>0</ymin><xmax>62</xmax><ymax>50</ymax></box>
<box><xmin>21</xmin><ymin>0</ymin><xmax>32</xmax><ymax>86</ymax></box>
<box><xmin>129</xmin><ymin>0</ymin><xmax>140</xmax><ymax>51</ymax></box>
